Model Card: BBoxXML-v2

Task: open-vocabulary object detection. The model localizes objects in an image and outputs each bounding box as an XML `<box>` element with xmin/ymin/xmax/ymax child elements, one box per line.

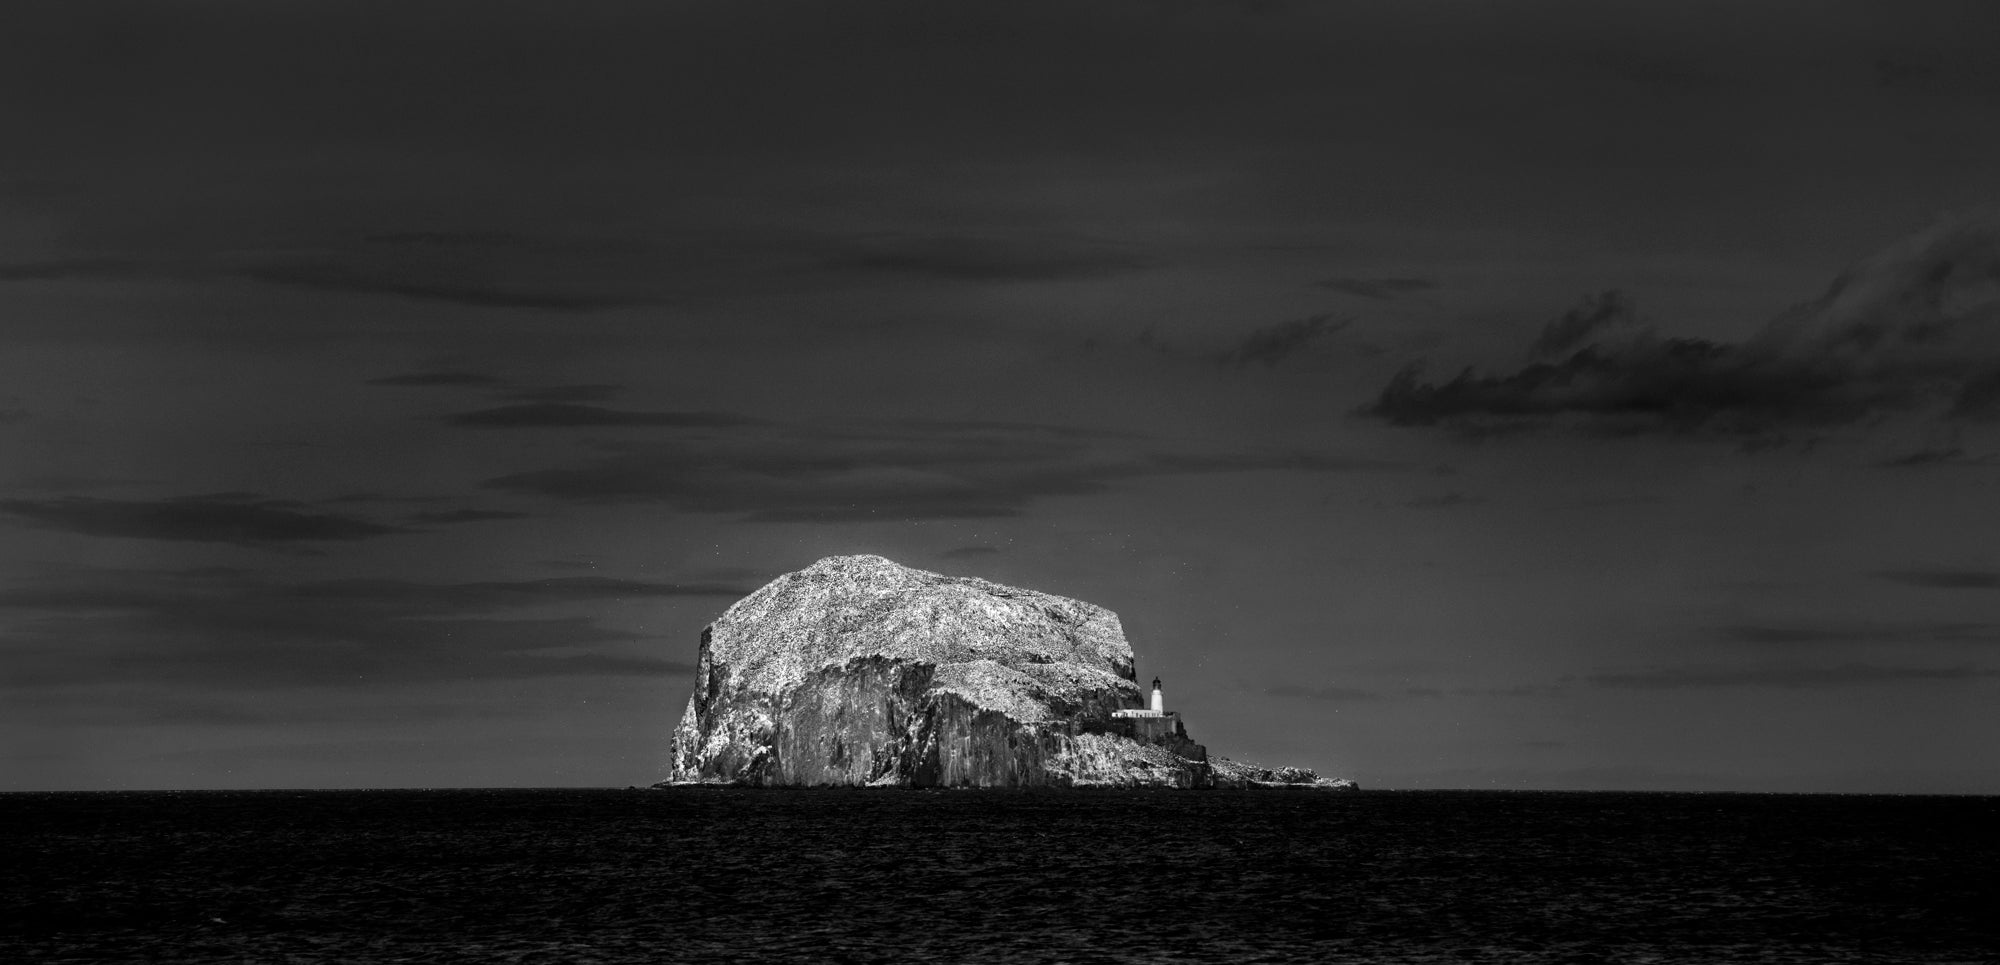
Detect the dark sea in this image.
<box><xmin>3</xmin><ymin>788</ymin><xmax>1993</xmax><ymax>964</ymax></box>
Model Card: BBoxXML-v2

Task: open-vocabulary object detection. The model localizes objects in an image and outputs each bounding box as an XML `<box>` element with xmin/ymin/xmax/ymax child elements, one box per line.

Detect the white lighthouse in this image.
<box><xmin>1114</xmin><ymin>675</ymin><xmax>1171</xmax><ymax>722</ymax></box>
<box><xmin>1112</xmin><ymin>674</ymin><xmax>1181</xmax><ymax>742</ymax></box>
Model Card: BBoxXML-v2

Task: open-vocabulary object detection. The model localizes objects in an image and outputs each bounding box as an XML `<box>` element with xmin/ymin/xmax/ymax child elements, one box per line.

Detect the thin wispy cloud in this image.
<box><xmin>1874</xmin><ymin>569</ymin><xmax>2000</xmax><ymax>589</ymax></box>
<box><xmin>498</xmin><ymin>384</ymin><xmax>624</xmax><ymax>404</ymax></box>
<box><xmin>0</xmin><ymin>258</ymin><xmax>143</xmax><ymax>282</ymax></box>
<box><xmin>1314</xmin><ymin>277</ymin><xmax>1436</xmax><ymax>300</ymax></box>
<box><xmin>4</xmin><ymin>612</ymin><xmax>690</xmax><ymax>690</ymax></box>
<box><xmin>1269</xmin><ymin>681</ymin><xmax>1553</xmax><ymax>701</ymax></box>
<box><xmin>1402</xmin><ymin>491</ymin><xmax>1482</xmax><ymax>510</ymax></box>
<box><xmin>366</xmin><ymin>371</ymin><xmax>505</xmax><ymax>387</ymax></box>
<box><xmin>1715</xmin><ymin>620</ymin><xmax>2000</xmax><ymax>644</ymax></box>
<box><xmin>364</xmin><ymin>230</ymin><xmax>545</xmax><ymax>248</ymax></box>
<box><xmin>1225</xmin><ymin>313</ymin><xmax>1354</xmax><ymax>368</ymax></box>
<box><xmin>0</xmin><ymin>494</ymin><xmax>409</xmax><ymax>546</ymax></box>
<box><xmin>1585</xmin><ymin>663</ymin><xmax>1999</xmax><ymax>689</ymax></box>
<box><xmin>482</xmin><ymin>420</ymin><xmax>1402</xmax><ymax>521</ymax></box>
<box><xmin>1874</xmin><ymin>51</ymin><xmax>1942</xmax><ymax>88</ymax></box>
<box><xmin>822</xmin><ymin>234</ymin><xmax>1150</xmax><ymax>282</ymax></box>
<box><xmin>0</xmin><ymin>571</ymin><xmax>747</xmax><ymax>615</ymax></box>
<box><xmin>1265</xmin><ymin>684</ymin><xmax>1385</xmax><ymax>701</ymax></box>
<box><xmin>2</xmin><ymin>688</ymin><xmax>534</xmax><ymax>729</ymax></box>
<box><xmin>406</xmin><ymin>509</ymin><xmax>533</xmax><ymax>525</ymax></box>
<box><xmin>1528</xmin><ymin>290</ymin><xmax>1639</xmax><ymax>359</ymax></box>
<box><xmin>1873</xmin><ymin>447</ymin><xmax>1997</xmax><ymax>468</ymax></box>
<box><xmin>366</xmin><ymin>374</ymin><xmax>628</xmax><ymax>407</ymax></box>
<box><xmin>0</xmin><ymin>569</ymin><xmax>734</xmax><ymax>691</ymax></box>
<box><xmin>274</xmin><ymin>576</ymin><xmax>750</xmax><ymax>608</ymax></box>
<box><xmin>447</xmin><ymin>403</ymin><xmax>761</xmax><ymax>429</ymax></box>
<box><xmin>321</xmin><ymin>492</ymin><xmax>450</xmax><ymax>505</ymax></box>
<box><xmin>1453</xmin><ymin>684</ymin><xmax>1558</xmax><ymax>698</ymax></box>
<box><xmin>241</xmin><ymin>264</ymin><xmax>658</xmax><ymax>312</ymax></box>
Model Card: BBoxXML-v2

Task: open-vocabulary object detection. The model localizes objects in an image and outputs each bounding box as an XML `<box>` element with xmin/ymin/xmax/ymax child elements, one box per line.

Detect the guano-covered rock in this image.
<box><xmin>667</xmin><ymin>555</ymin><xmax>1216</xmax><ymax>787</ymax></box>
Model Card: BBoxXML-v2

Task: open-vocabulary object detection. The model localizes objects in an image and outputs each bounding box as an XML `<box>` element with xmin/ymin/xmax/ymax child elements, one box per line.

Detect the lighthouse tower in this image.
<box><xmin>1111</xmin><ymin>673</ymin><xmax>1187</xmax><ymax>745</ymax></box>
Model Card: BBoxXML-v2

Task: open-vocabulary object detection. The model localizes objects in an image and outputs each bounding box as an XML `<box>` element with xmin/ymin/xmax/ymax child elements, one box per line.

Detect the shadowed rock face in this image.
<box><xmin>667</xmin><ymin>555</ymin><xmax>1212</xmax><ymax>787</ymax></box>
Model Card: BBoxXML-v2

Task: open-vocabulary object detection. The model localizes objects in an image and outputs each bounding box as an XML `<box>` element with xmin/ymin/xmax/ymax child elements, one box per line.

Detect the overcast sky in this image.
<box><xmin>5</xmin><ymin>0</ymin><xmax>1999</xmax><ymax>793</ymax></box>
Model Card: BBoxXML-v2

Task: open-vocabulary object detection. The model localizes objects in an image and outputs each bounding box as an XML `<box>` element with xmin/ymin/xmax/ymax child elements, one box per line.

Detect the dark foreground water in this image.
<box><xmin>2</xmin><ymin>789</ymin><xmax>1993</xmax><ymax>964</ymax></box>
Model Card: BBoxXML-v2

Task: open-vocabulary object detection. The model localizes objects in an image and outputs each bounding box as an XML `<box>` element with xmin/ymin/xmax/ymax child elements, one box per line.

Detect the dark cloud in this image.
<box><xmin>240</xmin><ymin>264</ymin><xmax>657</xmax><ymax>312</ymax></box>
<box><xmin>4</xmin><ymin>612</ymin><xmax>689</xmax><ymax>689</ymax></box>
<box><xmin>0</xmin><ymin>571</ymin><xmax>745</xmax><ymax>614</ymax></box>
<box><xmin>447</xmin><ymin>403</ymin><xmax>761</xmax><ymax>429</ymax></box>
<box><xmin>1226</xmin><ymin>313</ymin><xmax>1351</xmax><ymax>368</ymax></box>
<box><xmin>482</xmin><ymin>420</ymin><xmax>1400</xmax><ymax>521</ymax></box>
<box><xmin>321</xmin><ymin>492</ymin><xmax>450</xmax><ymax>505</ymax></box>
<box><xmin>1874</xmin><ymin>569</ymin><xmax>2000</xmax><ymax>590</ymax></box>
<box><xmin>823</xmin><ymin>235</ymin><xmax>1150</xmax><ymax>283</ymax></box>
<box><xmin>0</xmin><ymin>258</ymin><xmax>143</xmax><ymax>282</ymax></box>
<box><xmin>881</xmin><ymin>419</ymin><xmax>1147</xmax><ymax>441</ymax></box>
<box><xmin>361</xmin><ymin>230</ymin><xmax>656</xmax><ymax>258</ymax></box>
<box><xmin>1873</xmin><ymin>447</ymin><xmax>1996</xmax><ymax>468</ymax></box>
<box><xmin>271</xmin><ymin>576</ymin><xmax>750</xmax><ymax>608</ymax></box>
<box><xmin>406</xmin><ymin>509</ymin><xmax>532</xmax><ymax>525</ymax></box>
<box><xmin>498</xmin><ymin>384</ymin><xmax>624</xmax><ymax>404</ymax></box>
<box><xmin>1369</xmin><ymin>337</ymin><xmax>1767</xmax><ymax>434</ymax></box>
<box><xmin>368</xmin><ymin>370</ymin><xmax>626</xmax><ymax>407</ymax></box>
<box><xmin>234</xmin><ymin>226</ymin><xmax>1148</xmax><ymax>317</ymax></box>
<box><xmin>1314</xmin><ymin>277</ymin><xmax>1436</xmax><ymax>300</ymax></box>
<box><xmin>1365</xmin><ymin>216</ymin><xmax>2000</xmax><ymax>437</ymax></box>
<box><xmin>1528</xmin><ymin>290</ymin><xmax>1638</xmax><ymax>359</ymax></box>
<box><xmin>1265</xmin><ymin>684</ymin><xmax>1385</xmax><ymax>701</ymax></box>
<box><xmin>0</xmin><ymin>688</ymin><xmax>329</xmax><ymax>728</ymax></box>
<box><xmin>364</xmin><ymin>230</ymin><xmax>542</xmax><ymax>248</ymax></box>
<box><xmin>741</xmin><ymin>503</ymin><xmax>1018</xmax><ymax>523</ymax></box>
<box><xmin>1715</xmin><ymin>621</ymin><xmax>2000</xmax><ymax>644</ymax></box>
<box><xmin>1585</xmin><ymin>663</ymin><xmax>1999</xmax><ymax>689</ymax></box>
<box><xmin>1402</xmin><ymin>491</ymin><xmax>1481</xmax><ymax>510</ymax></box>
<box><xmin>0</xmin><ymin>494</ymin><xmax>408</xmax><ymax>545</ymax></box>
<box><xmin>227</xmin><ymin>228</ymin><xmax>764</xmax><ymax>317</ymax></box>
<box><xmin>1143</xmin><ymin>450</ymin><xmax>1401</xmax><ymax>473</ymax></box>
<box><xmin>1945</xmin><ymin>370</ymin><xmax>2000</xmax><ymax>420</ymax></box>
<box><xmin>1272</xmin><ymin>681</ymin><xmax>1552</xmax><ymax>700</ymax></box>
<box><xmin>1452</xmin><ymin>683</ymin><xmax>1557</xmax><ymax>698</ymax></box>
<box><xmin>1875</xmin><ymin>50</ymin><xmax>1942</xmax><ymax>88</ymax></box>
<box><xmin>0</xmin><ymin>569</ymin><xmax>729</xmax><ymax>691</ymax></box>
<box><xmin>366</xmin><ymin>371</ymin><xmax>505</xmax><ymax>387</ymax></box>
<box><xmin>1609</xmin><ymin>54</ymin><xmax>1727</xmax><ymax>93</ymax></box>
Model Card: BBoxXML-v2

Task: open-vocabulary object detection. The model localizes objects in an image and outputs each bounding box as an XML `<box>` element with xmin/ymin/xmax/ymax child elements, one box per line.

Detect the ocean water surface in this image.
<box><xmin>3</xmin><ymin>788</ymin><xmax>1992</xmax><ymax>963</ymax></box>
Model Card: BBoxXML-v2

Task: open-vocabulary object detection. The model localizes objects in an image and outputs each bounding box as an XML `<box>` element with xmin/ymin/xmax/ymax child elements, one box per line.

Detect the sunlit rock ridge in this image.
<box><xmin>666</xmin><ymin>554</ymin><xmax>1354</xmax><ymax>788</ymax></box>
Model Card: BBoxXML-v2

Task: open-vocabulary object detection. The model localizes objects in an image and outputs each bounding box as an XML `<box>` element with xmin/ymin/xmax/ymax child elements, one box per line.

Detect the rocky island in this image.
<box><xmin>665</xmin><ymin>554</ymin><xmax>1355</xmax><ymax>789</ymax></box>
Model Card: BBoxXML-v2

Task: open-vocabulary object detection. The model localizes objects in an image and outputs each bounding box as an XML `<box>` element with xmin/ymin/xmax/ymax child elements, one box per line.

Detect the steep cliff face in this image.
<box><xmin>667</xmin><ymin>555</ymin><xmax>1211</xmax><ymax>787</ymax></box>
